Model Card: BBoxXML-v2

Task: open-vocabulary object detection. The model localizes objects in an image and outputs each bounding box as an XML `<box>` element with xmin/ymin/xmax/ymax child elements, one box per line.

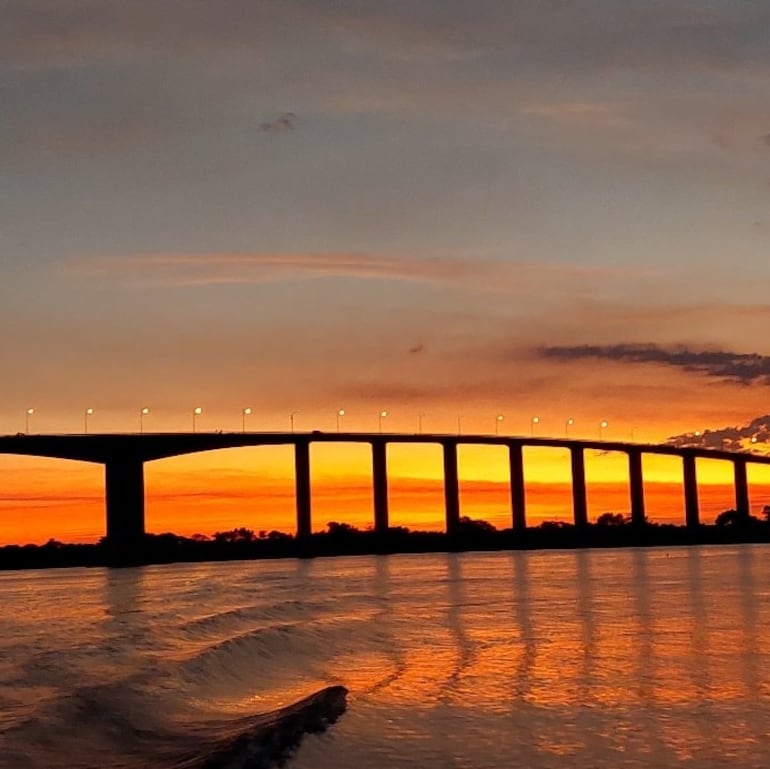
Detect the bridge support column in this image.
<box><xmin>443</xmin><ymin>442</ymin><xmax>460</xmax><ymax>535</ymax></box>
<box><xmin>571</xmin><ymin>446</ymin><xmax>588</xmax><ymax>528</ymax></box>
<box><xmin>105</xmin><ymin>459</ymin><xmax>145</xmax><ymax>545</ymax></box>
<box><xmin>628</xmin><ymin>449</ymin><xmax>646</xmax><ymax>526</ymax></box>
<box><xmin>683</xmin><ymin>454</ymin><xmax>700</xmax><ymax>528</ymax></box>
<box><xmin>295</xmin><ymin>441</ymin><xmax>312</xmax><ymax>539</ymax></box>
<box><xmin>509</xmin><ymin>443</ymin><xmax>526</xmax><ymax>532</ymax></box>
<box><xmin>734</xmin><ymin>457</ymin><xmax>750</xmax><ymax>519</ymax></box>
<box><xmin>372</xmin><ymin>440</ymin><xmax>389</xmax><ymax>534</ymax></box>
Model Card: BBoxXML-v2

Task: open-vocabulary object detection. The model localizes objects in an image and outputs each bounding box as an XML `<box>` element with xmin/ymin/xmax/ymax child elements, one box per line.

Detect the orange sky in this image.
<box><xmin>4</xmin><ymin>1</ymin><xmax>770</xmax><ymax>545</ymax></box>
<box><xmin>1</xmin><ymin>443</ymin><xmax>769</xmax><ymax>544</ymax></box>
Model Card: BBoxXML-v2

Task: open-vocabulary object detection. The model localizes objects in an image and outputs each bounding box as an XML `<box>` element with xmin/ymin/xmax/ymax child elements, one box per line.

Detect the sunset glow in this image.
<box><xmin>3</xmin><ymin>0</ymin><xmax>770</xmax><ymax>544</ymax></box>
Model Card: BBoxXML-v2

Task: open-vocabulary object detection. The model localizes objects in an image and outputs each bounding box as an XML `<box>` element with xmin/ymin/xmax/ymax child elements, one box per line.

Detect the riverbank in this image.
<box><xmin>2</xmin><ymin>515</ymin><xmax>770</xmax><ymax>570</ymax></box>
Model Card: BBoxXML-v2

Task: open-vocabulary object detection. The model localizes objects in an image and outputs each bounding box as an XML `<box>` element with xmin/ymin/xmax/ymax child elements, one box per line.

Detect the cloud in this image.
<box><xmin>63</xmin><ymin>252</ymin><xmax>478</xmax><ymax>287</ymax></box>
<box><xmin>539</xmin><ymin>343</ymin><xmax>770</xmax><ymax>385</ymax></box>
<box><xmin>666</xmin><ymin>414</ymin><xmax>770</xmax><ymax>453</ymax></box>
<box><xmin>761</xmin><ymin>133</ymin><xmax>770</xmax><ymax>148</ymax></box>
<box><xmin>409</xmin><ymin>343</ymin><xmax>425</xmax><ymax>355</ymax></box>
<box><xmin>259</xmin><ymin>112</ymin><xmax>298</xmax><ymax>132</ymax></box>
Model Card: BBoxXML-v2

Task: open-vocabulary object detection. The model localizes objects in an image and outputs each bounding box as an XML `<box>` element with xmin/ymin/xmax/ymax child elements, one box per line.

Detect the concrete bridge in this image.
<box><xmin>1</xmin><ymin>432</ymin><xmax>768</xmax><ymax>545</ymax></box>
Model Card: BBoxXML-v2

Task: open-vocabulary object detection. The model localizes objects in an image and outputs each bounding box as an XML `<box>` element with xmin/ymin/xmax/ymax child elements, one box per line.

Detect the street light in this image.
<box><xmin>336</xmin><ymin>408</ymin><xmax>345</xmax><ymax>432</ymax></box>
<box><xmin>242</xmin><ymin>407</ymin><xmax>252</xmax><ymax>433</ymax></box>
<box><xmin>290</xmin><ymin>411</ymin><xmax>298</xmax><ymax>433</ymax></box>
<box><xmin>495</xmin><ymin>414</ymin><xmax>504</xmax><ymax>436</ymax></box>
<box><xmin>531</xmin><ymin>415</ymin><xmax>540</xmax><ymax>436</ymax></box>
<box><xmin>565</xmin><ymin>417</ymin><xmax>574</xmax><ymax>438</ymax></box>
<box><xmin>457</xmin><ymin>415</ymin><xmax>463</xmax><ymax>435</ymax></box>
<box><xmin>84</xmin><ymin>408</ymin><xmax>94</xmax><ymax>434</ymax></box>
<box><xmin>25</xmin><ymin>408</ymin><xmax>34</xmax><ymax>434</ymax></box>
<box><xmin>418</xmin><ymin>412</ymin><xmax>426</xmax><ymax>434</ymax></box>
<box><xmin>599</xmin><ymin>420</ymin><xmax>609</xmax><ymax>439</ymax></box>
<box><xmin>378</xmin><ymin>409</ymin><xmax>388</xmax><ymax>433</ymax></box>
<box><xmin>139</xmin><ymin>407</ymin><xmax>150</xmax><ymax>434</ymax></box>
<box><xmin>193</xmin><ymin>406</ymin><xmax>203</xmax><ymax>433</ymax></box>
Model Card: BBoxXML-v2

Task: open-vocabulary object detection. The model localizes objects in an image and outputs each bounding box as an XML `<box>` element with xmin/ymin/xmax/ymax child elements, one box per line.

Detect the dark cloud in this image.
<box><xmin>539</xmin><ymin>343</ymin><xmax>770</xmax><ymax>385</ymax></box>
<box><xmin>409</xmin><ymin>343</ymin><xmax>425</xmax><ymax>354</ymax></box>
<box><xmin>259</xmin><ymin>113</ymin><xmax>298</xmax><ymax>133</ymax></box>
<box><xmin>667</xmin><ymin>414</ymin><xmax>770</xmax><ymax>452</ymax></box>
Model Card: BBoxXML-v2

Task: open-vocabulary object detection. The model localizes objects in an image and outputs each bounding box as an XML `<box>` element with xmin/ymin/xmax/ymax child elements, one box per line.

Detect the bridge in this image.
<box><xmin>1</xmin><ymin>431</ymin><xmax>768</xmax><ymax>546</ymax></box>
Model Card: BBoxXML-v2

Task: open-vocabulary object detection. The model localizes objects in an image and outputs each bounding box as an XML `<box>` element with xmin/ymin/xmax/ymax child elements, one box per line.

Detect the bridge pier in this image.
<box><xmin>372</xmin><ymin>440</ymin><xmax>389</xmax><ymax>533</ymax></box>
<box><xmin>105</xmin><ymin>459</ymin><xmax>145</xmax><ymax>544</ymax></box>
<box><xmin>734</xmin><ymin>457</ymin><xmax>750</xmax><ymax>519</ymax></box>
<box><xmin>443</xmin><ymin>442</ymin><xmax>460</xmax><ymax>535</ymax></box>
<box><xmin>628</xmin><ymin>449</ymin><xmax>646</xmax><ymax>526</ymax></box>
<box><xmin>509</xmin><ymin>443</ymin><xmax>526</xmax><ymax>531</ymax></box>
<box><xmin>683</xmin><ymin>454</ymin><xmax>700</xmax><ymax>528</ymax></box>
<box><xmin>571</xmin><ymin>446</ymin><xmax>588</xmax><ymax>527</ymax></box>
<box><xmin>295</xmin><ymin>441</ymin><xmax>312</xmax><ymax>538</ymax></box>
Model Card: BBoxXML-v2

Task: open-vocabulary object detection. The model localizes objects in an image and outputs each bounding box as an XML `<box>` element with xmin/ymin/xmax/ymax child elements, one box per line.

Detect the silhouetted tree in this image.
<box><xmin>762</xmin><ymin>505</ymin><xmax>770</xmax><ymax>523</ymax></box>
<box><xmin>326</xmin><ymin>522</ymin><xmax>360</xmax><ymax>537</ymax></box>
<box><xmin>213</xmin><ymin>527</ymin><xmax>257</xmax><ymax>543</ymax></box>
<box><xmin>715</xmin><ymin>509</ymin><xmax>760</xmax><ymax>527</ymax></box>
<box><xmin>596</xmin><ymin>512</ymin><xmax>628</xmax><ymax>527</ymax></box>
<box><xmin>538</xmin><ymin>520</ymin><xmax>572</xmax><ymax>530</ymax></box>
<box><xmin>457</xmin><ymin>516</ymin><xmax>497</xmax><ymax>534</ymax></box>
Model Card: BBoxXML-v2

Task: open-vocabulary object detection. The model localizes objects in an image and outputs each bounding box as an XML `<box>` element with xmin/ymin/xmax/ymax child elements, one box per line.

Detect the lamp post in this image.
<box><xmin>599</xmin><ymin>420</ymin><xmax>608</xmax><ymax>439</ymax></box>
<box><xmin>290</xmin><ymin>411</ymin><xmax>297</xmax><ymax>433</ymax></box>
<box><xmin>378</xmin><ymin>410</ymin><xmax>388</xmax><ymax>433</ymax></box>
<box><xmin>457</xmin><ymin>415</ymin><xmax>463</xmax><ymax>436</ymax></box>
<box><xmin>242</xmin><ymin>407</ymin><xmax>252</xmax><ymax>433</ymax></box>
<box><xmin>495</xmin><ymin>414</ymin><xmax>504</xmax><ymax>436</ymax></box>
<box><xmin>139</xmin><ymin>407</ymin><xmax>150</xmax><ymax>434</ymax></box>
<box><xmin>418</xmin><ymin>413</ymin><xmax>425</xmax><ymax>434</ymax></box>
<box><xmin>336</xmin><ymin>409</ymin><xmax>345</xmax><ymax>432</ymax></box>
<box><xmin>531</xmin><ymin>415</ymin><xmax>540</xmax><ymax>437</ymax></box>
<box><xmin>84</xmin><ymin>408</ymin><xmax>94</xmax><ymax>434</ymax></box>
<box><xmin>565</xmin><ymin>417</ymin><xmax>574</xmax><ymax>438</ymax></box>
<box><xmin>193</xmin><ymin>406</ymin><xmax>203</xmax><ymax>433</ymax></box>
<box><xmin>25</xmin><ymin>408</ymin><xmax>34</xmax><ymax>435</ymax></box>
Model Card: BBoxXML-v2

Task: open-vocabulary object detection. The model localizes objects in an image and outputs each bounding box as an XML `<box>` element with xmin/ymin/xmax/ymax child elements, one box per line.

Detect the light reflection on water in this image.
<box><xmin>1</xmin><ymin>546</ymin><xmax>770</xmax><ymax>768</ymax></box>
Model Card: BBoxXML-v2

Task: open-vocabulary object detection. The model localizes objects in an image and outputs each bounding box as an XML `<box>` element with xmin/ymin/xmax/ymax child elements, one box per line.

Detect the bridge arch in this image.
<box><xmin>145</xmin><ymin>446</ymin><xmax>296</xmax><ymax>537</ymax></box>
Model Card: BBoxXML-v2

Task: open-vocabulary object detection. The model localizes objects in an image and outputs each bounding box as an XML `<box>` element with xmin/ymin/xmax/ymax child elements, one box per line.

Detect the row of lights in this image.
<box><xmin>21</xmin><ymin>407</ymin><xmax>613</xmax><ymax>439</ymax></box>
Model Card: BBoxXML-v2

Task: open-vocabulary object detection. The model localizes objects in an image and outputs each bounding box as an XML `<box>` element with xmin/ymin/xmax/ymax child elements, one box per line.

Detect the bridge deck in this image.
<box><xmin>0</xmin><ymin>432</ymin><xmax>768</xmax><ymax>465</ymax></box>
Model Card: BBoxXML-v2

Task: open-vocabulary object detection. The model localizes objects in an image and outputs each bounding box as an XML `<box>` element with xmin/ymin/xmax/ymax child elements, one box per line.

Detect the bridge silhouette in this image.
<box><xmin>1</xmin><ymin>431</ymin><xmax>768</xmax><ymax>546</ymax></box>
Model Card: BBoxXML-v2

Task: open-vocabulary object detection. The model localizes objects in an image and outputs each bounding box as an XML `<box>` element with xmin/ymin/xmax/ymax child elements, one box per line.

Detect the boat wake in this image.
<box><xmin>171</xmin><ymin>685</ymin><xmax>349</xmax><ymax>769</ymax></box>
<box><xmin>0</xmin><ymin>684</ymin><xmax>348</xmax><ymax>769</ymax></box>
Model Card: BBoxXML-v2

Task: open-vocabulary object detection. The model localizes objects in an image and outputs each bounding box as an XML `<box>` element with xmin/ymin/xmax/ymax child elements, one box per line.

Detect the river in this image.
<box><xmin>1</xmin><ymin>546</ymin><xmax>769</xmax><ymax>768</ymax></box>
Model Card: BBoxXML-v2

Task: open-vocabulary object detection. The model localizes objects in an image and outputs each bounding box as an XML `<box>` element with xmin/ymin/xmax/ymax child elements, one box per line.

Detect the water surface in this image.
<box><xmin>1</xmin><ymin>546</ymin><xmax>769</xmax><ymax>768</ymax></box>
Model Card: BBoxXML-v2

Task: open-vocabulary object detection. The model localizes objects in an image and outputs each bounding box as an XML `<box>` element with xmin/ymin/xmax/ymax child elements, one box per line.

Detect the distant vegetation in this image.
<box><xmin>3</xmin><ymin>509</ymin><xmax>770</xmax><ymax>570</ymax></box>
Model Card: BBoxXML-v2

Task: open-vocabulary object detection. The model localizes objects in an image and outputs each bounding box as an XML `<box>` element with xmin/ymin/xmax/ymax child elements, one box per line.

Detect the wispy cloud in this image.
<box><xmin>259</xmin><ymin>112</ymin><xmax>298</xmax><ymax>133</ymax></box>
<box><xmin>667</xmin><ymin>414</ymin><xmax>770</xmax><ymax>453</ymax></box>
<box><xmin>539</xmin><ymin>343</ymin><xmax>770</xmax><ymax>385</ymax></box>
<box><xmin>63</xmin><ymin>252</ymin><xmax>478</xmax><ymax>287</ymax></box>
<box><xmin>64</xmin><ymin>252</ymin><xmax>660</xmax><ymax>292</ymax></box>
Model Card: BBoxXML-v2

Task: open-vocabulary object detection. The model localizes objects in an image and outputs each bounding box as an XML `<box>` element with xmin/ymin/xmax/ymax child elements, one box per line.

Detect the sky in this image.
<box><xmin>2</xmin><ymin>0</ymin><xmax>770</xmax><ymax>542</ymax></box>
